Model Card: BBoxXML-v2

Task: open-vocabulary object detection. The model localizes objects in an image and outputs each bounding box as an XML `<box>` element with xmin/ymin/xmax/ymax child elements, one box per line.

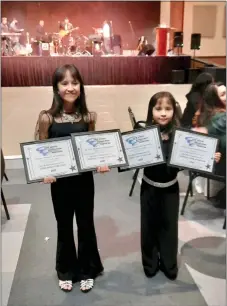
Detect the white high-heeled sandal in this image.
<box><xmin>59</xmin><ymin>280</ymin><xmax>73</xmax><ymax>292</ymax></box>
<box><xmin>80</xmin><ymin>279</ymin><xmax>94</xmax><ymax>293</ymax></box>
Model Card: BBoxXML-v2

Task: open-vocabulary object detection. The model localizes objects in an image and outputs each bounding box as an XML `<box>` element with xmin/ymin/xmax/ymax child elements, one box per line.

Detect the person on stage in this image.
<box><xmin>60</xmin><ymin>17</ymin><xmax>73</xmax><ymax>32</ymax></box>
<box><xmin>9</xmin><ymin>18</ymin><xmax>24</xmax><ymax>47</ymax></box>
<box><xmin>102</xmin><ymin>20</ymin><xmax>111</xmax><ymax>54</ymax></box>
<box><xmin>36</xmin><ymin>64</ymin><xmax>109</xmax><ymax>292</ymax></box>
<box><xmin>137</xmin><ymin>36</ymin><xmax>148</xmax><ymax>51</ymax></box>
<box><xmin>1</xmin><ymin>17</ymin><xmax>10</xmax><ymax>55</ymax></box>
<box><xmin>36</xmin><ymin>20</ymin><xmax>45</xmax><ymax>41</ymax></box>
<box><xmin>59</xmin><ymin>18</ymin><xmax>73</xmax><ymax>55</ymax></box>
<box><xmin>35</xmin><ymin>20</ymin><xmax>46</xmax><ymax>56</ymax></box>
<box><xmin>140</xmin><ymin>91</ymin><xmax>221</xmax><ymax>280</ymax></box>
<box><xmin>1</xmin><ymin>17</ymin><xmax>9</xmax><ymax>33</ymax></box>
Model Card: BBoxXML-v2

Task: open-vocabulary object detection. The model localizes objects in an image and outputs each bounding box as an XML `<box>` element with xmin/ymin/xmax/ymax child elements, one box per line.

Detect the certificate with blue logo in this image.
<box><xmin>71</xmin><ymin>130</ymin><xmax>128</xmax><ymax>172</ymax></box>
<box><xmin>20</xmin><ymin>137</ymin><xmax>79</xmax><ymax>183</ymax></box>
<box><xmin>119</xmin><ymin>126</ymin><xmax>165</xmax><ymax>172</ymax></box>
<box><xmin>168</xmin><ymin>128</ymin><xmax>219</xmax><ymax>174</ymax></box>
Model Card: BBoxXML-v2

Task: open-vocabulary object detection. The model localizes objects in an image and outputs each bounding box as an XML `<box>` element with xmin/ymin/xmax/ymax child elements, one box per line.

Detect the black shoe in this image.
<box><xmin>144</xmin><ymin>267</ymin><xmax>159</xmax><ymax>278</ymax></box>
<box><xmin>159</xmin><ymin>266</ymin><xmax>178</xmax><ymax>280</ymax></box>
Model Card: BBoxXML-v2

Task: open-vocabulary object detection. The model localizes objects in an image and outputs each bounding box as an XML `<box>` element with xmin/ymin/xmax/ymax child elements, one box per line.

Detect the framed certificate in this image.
<box><xmin>168</xmin><ymin>128</ymin><xmax>219</xmax><ymax>174</ymax></box>
<box><xmin>118</xmin><ymin>126</ymin><xmax>165</xmax><ymax>172</ymax></box>
<box><xmin>71</xmin><ymin>129</ymin><xmax>128</xmax><ymax>172</ymax></box>
<box><xmin>20</xmin><ymin>137</ymin><xmax>79</xmax><ymax>184</ymax></box>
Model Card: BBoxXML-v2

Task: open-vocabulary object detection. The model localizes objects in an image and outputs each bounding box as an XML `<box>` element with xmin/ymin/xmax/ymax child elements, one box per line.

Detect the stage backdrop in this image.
<box><xmin>1</xmin><ymin>1</ymin><xmax>160</xmax><ymax>49</ymax></box>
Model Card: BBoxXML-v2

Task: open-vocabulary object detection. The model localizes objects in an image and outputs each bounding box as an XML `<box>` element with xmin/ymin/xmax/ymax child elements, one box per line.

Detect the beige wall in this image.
<box><xmin>2</xmin><ymin>85</ymin><xmax>191</xmax><ymax>156</ymax></box>
<box><xmin>183</xmin><ymin>1</ymin><xmax>226</xmax><ymax>56</ymax></box>
<box><xmin>160</xmin><ymin>1</ymin><xmax>171</xmax><ymax>26</ymax></box>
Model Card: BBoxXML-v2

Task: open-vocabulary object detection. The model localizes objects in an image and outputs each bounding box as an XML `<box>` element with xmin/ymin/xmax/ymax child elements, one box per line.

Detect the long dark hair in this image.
<box><xmin>146</xmin><ymin>91</ymin><xmax>180</xmax><ymax>132</ymax></box>
<box><xmin>199</xmin><ymin>84</ymin><xmax>226</xmax><ymax>126</ymax></box>
<box><xmin>190</xmin><ymin>72</ymin><xmax>214</xmax><ymax>95</ymax></box>
<box><xmin>48</xmin><ymin>64</ymin><xmax>89</xmax><ymax>117</ymax></box>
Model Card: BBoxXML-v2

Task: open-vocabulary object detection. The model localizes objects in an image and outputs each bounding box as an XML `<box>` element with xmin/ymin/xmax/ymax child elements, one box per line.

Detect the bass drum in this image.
<box><xmin>85</xmin><ymin>39</ymin><xmax>93</xmax><ymax>55</ymax></box>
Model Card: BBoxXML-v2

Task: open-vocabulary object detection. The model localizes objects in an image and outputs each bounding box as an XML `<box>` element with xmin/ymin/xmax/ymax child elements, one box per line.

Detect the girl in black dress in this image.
<box><xmin>140</xmin><ymin>92</ymin><xmax>221</xmax><ymax>280</ymax></box>
<box><xmin>37</xmin><ymin>64</ymin><xmax>109</xmax><ymax>293</ymax></box>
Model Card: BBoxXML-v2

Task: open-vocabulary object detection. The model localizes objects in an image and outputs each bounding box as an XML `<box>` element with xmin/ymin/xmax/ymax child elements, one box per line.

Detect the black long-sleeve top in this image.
<box><xmin>144</xmin><ymin>134</ymin><xmax>179</xmax><ymax>183</ymax></box>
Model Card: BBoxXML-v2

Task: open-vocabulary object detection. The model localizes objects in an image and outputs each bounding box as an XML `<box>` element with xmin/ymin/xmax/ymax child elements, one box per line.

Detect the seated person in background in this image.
<box><xmin>181</xmin><ymin>72</ymin><xmax>214</xmax><ymax>128</ymax></box>
<box><xmin>196</xmin><ymin>84</ymin><xmax>226</xmax><ymax>154</ymax></box>
<box><xmin>216</xmin><ymin>82</ymin><xmax>226</xmax><ymax>107</ymax></box>
<box><xmin>194</xmin><ymin>84</ymin><xmax>226</xmax><ymax>207</ymax></box>
<box><xmin>137</xmin><ymin>36</ymin><xmax>148</xmax><ymax>51</ymax></box>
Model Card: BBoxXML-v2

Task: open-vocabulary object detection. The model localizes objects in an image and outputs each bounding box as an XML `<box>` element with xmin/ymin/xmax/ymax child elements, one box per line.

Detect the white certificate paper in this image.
<box><xmin>72</xmin><ymin>130</ymin><xmax>128</xmax><ymax>171</ymax></box>
<box><xmin>21</xmin><ymin>138</ymin><xmax>78</xmax><ymax>183</ymax></box>
<box><xmin>169</xmin><ymin>129</ymin><xmax>218</xmax><ymax>173</ymax></box>
<box><xmin>121</xmin><ymin>127</ymin><xmax>165</xmax><ymax>169</ymax></box>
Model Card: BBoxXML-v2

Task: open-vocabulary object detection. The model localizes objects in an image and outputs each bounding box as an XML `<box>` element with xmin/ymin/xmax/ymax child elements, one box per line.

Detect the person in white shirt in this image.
<box><xmin>102</xmin><ymin>20</ymin><xmax>111</xmax><ymax>54</ymax></box>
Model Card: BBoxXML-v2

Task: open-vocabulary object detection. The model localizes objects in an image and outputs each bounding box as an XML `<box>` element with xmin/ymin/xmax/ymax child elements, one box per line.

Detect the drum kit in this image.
<box><xmin>1</xmin><ymin>26</ymin><xmax>107</xmax><ymax>56</ymax></box>
<box><xmin>46</xmin><ymin>26</ymin><xmax>106</xmax><ymax>56</ymax></box>
<box><xmin>1</xmin><ymin>32</ymin><xmax>30</xmax><ymax>56</ymax></box>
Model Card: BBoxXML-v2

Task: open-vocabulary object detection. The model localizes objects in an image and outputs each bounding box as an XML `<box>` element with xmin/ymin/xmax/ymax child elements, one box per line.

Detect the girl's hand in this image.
<box><xmin>214</xmin><ymin>152</ymin><xmax>221</xmax><ymax>163</ymax></box>
<box><xmin>192</xmin><ymin>127</ymin><xmax>208</xmax><ymax>134</ymax></box>
<box><xmin>96</xmin><ymin>165</ymin><xmax>110</xmax><ymax>174</ymax></box>
<box><xmin>43</xmin><ymin>176</ymin><xmax>56</xmax><ymax>184</ymax></box>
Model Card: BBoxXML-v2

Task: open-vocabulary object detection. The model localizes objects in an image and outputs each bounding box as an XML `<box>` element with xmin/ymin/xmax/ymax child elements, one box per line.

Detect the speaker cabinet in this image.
<box><xmin>111</xmin><ymin>34</ymin><xmax>121</xmax><ymax>47</ymax></box>
<box><xmin>173</xmin><ymin>32</ymin><xmax>183</xmax><ymax>47</ymax></box>
<box><xmin>191</xmin><ymin>33</ymin><xmax>201</xmax><ymax>50</ymax></box>
<box><xmin>171</xmin><ymin>70</ymin><xmax>185</xmax><ymax>84</ymax></box>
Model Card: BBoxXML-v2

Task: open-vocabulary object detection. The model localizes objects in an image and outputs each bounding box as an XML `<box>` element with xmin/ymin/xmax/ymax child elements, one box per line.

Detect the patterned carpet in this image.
<box><xmin>1</xmin><ymin>169</ymin><xmax>226</xmax><ymax>306</ymax></box>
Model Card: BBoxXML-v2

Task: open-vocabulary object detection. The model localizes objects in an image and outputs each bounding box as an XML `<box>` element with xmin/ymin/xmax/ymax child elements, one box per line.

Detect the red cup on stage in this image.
<box><xmin>156</xmin><ymin>24</ymin><xmax>170</xmax><ymax>56</ymax></box>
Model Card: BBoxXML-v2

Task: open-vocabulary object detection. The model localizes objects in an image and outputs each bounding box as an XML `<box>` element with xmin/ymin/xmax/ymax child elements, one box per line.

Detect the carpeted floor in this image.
<box><xmin>2</xmin><ymin>169</ymin><xmax>226</xmax><ymax>306</ymax></box>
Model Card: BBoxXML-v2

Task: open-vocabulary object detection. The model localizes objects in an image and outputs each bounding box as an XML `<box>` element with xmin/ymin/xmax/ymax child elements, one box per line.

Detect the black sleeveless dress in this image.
<box><xmin>49</xmin><ymin>119</ymin><xmax>104</xmax><ymax>281</ymax></box>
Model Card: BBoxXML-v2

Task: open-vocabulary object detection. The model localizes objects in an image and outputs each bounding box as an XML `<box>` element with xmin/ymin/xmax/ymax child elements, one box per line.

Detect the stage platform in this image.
<box><xmin>1</xmin><ymin>55</ymin><xmax>191</xmax><ymax>87</ymax></box>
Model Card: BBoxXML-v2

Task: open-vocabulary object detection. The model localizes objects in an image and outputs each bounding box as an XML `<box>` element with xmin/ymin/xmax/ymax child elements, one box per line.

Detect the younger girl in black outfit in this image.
<box><xmin>140</xmin><ymin>92</ymin><xmax>221</xmax><ymax>280</ymax></box>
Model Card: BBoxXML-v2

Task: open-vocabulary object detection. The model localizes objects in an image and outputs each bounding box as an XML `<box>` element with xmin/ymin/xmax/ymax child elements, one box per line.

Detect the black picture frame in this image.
<box><xmin>118</xmin><ymin>125</ymin><xmax>166</xmax><ymax>173</ymax></box>
<box><xmin>71</xmin><ymin>129</ymin><xmax>129</xmax><ymax>173</ymax></box>
<box><xmin>20</xmin><ymin>136</ymin><xmax>79</xmax><ymax>184</ymax></box>
<box><xmin>167</xmin><ymin>127</ymin><xmax>219</xmax><ymax>175</ymax></box>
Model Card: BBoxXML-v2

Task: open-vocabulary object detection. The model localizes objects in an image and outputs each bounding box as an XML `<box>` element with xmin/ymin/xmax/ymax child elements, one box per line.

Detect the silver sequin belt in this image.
<box><xmin>143</xmin><ymin>175</ymin><xmax>178</xmax><ymax>188</ymax></box>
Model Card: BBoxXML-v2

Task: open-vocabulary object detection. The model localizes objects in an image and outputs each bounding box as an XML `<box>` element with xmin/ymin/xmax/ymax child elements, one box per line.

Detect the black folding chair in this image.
<box><xmin>181</xmin><ymin>171</ymin><xmax>226</xmax><ymax>229</ymax></box>
<box><xmin>1</xmin><ymin>189</ymin><xmax>10</xmax><ymax>220</ymax></box>
<box><xmin>1</xmin><ymin>150</ymin><xmax>10</xmax><ymax>220</ymax></box>
<box><xmin>128</xmin><ymin>107</ymin><xmax>137</xmax><ymax>129</ymax></box>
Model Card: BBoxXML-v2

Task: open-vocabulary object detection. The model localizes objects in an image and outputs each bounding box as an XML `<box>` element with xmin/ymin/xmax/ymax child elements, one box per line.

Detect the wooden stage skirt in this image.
<box><xmin>1</xmin><ymin>55</ymin><xmax>191</xmax><ymax>87</ymax></box>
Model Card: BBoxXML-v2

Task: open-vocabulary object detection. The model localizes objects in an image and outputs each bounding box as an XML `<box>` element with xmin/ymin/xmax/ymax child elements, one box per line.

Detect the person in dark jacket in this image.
<box><xmin>194</xmin><ymin>84</ymin><xmax>226</xmax><ymax>207</ymax></box>
<box><xmin>181</xmin><ymin>72</ymin><xmax>214</xmax><ymax>128</ymax></box>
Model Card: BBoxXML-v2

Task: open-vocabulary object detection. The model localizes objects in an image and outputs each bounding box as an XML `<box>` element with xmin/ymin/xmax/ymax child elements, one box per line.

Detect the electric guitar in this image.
<box><xmin>59</xmin><ymin>27</ymin><xmax>79</xmax><ymax>38</ymax></box>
